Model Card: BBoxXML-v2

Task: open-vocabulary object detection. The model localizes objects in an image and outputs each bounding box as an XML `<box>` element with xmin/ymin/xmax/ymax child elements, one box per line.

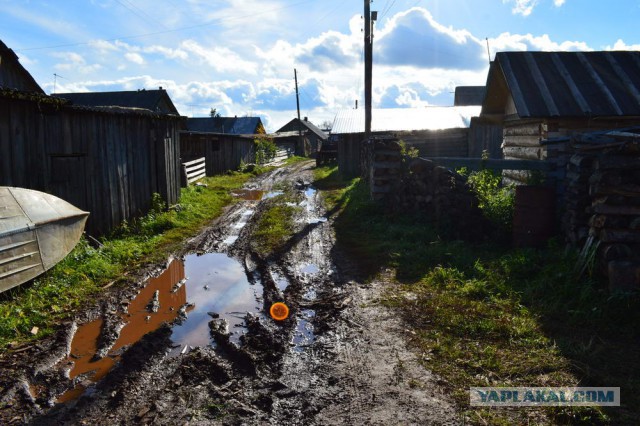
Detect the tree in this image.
<box><xmin>320</xmin><ymin>120</ymin><xmax>333</xmax><ymax>131</ymax></box>
<box><xmin>210</xmin><ymin>108</ymin><xmax>221</xmax><ymax>118</ymax></box>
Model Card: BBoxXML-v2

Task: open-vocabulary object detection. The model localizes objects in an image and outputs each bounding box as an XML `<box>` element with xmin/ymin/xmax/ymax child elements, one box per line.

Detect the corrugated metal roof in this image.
<box><xmin>331</xmin><ymin>106</ymin><xmax>481</xmax><ymax>134</ymax></box>
<box><xmin>54</xmin><ymin>90</ymin><xmax>180</xmax><ymax>115</ymax></box>
<box><xmin>186</xmin><ymin>117</ymin><xmax>263</xmax><ymax>134</ymax></box>
<box><xmin>490</xmin><ymin>51</ymin><xmax>640</xmax><ymax>118</ymax></box>
<box><xmin>454</xmin><ymin>86</ymin><xmax>486</xmax><ymax>106</ymax></box>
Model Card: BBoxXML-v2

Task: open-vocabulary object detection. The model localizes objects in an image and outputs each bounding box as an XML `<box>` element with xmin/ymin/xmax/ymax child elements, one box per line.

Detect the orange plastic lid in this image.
<box><xmin>270</xmin><ymin>302</ymin><xmax>289</xmax><ymax>321</ymax></box>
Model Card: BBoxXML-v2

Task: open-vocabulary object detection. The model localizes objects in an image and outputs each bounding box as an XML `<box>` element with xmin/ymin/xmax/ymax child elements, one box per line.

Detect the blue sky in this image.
<box><xmin>2</xmin><ymin>0</ymin><xmax>640</xmax><ymax>131</ymax></box>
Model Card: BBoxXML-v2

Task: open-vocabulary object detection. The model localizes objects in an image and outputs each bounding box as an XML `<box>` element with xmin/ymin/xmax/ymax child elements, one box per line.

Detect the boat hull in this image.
<box><xmin>0</xmin><ymin>187</ymin><xmax>89</xmax><ymax>292</ymax></box>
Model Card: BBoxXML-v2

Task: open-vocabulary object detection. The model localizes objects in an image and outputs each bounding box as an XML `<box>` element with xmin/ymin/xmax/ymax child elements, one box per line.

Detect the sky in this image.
<box><xmin>2</xmin><ymin>0</ymin><xmax>640</xmax><ymax>132</ymax></box>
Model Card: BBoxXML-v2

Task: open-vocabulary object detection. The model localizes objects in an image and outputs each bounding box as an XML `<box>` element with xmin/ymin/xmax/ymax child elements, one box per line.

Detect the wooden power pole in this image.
<box><xmin>294</xmin><ymin>68</ymin><xmax>303</xmax><ymax>151</ymax></box>
<box><xmin>364</xmin><ymin>0</ymin><xmax>374</xmax><ymax>138</ymax></box>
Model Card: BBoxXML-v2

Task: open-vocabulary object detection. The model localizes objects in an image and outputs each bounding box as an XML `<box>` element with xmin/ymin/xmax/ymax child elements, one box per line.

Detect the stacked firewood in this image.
<box><xmin>564</xmin><ymin>130</ymin><xmax>640</xmax><ymax>290</ymax></box>
<box><xmin>387</xmin><ymin>157</ymin><xmax>487</xmax><ymax>240</ymax></box>
<box><xmin>562</xmin><ymin>154</ymin><xmax>596</xmax><ymax>246</ymax></box>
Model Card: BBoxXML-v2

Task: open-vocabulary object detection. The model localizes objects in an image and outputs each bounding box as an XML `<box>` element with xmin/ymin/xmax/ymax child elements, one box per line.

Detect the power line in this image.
<box><xmin>114</xmin><ymin>0</ymin><xmax>169</xmax><ymax>30</ymax></box>
<box><xmin>15</xmin><ymin>0</ymin><xmax>315</xmax><ymax>52</ymax></box>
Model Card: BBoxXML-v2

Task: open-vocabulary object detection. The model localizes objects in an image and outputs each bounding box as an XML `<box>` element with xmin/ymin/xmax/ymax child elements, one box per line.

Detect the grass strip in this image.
<box><xmin>314</xmin><ymin>165</ymin><xmax>638</xmax><ymax>425</ymax></box>
<box><xmin>0</xmin><ymin>171</ymin><xmax>255</xmax><ymax>350</ymax></box>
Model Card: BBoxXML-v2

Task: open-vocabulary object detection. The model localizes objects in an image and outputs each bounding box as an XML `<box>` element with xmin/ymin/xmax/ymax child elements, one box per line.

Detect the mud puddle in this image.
<box><xmin>59</xmin><ymin>251</ymin><xmax>262</xmax><ymax>403</ymax></box>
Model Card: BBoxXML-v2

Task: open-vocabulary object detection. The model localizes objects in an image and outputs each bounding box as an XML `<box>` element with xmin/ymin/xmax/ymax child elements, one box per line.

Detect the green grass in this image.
<box><xmin>313</xmin><ymin>165</ymin><xmax>639</xmax><ymax>425</ymax></box>
<box><xmin>0</xmin><ymin>171</ymin><xmax>254</xmax><ymax>350</ymax></box>
<box><xmin>251</xmin><ymin>192</ymin><xmax>302</xmax><ymax>257</ymax></box>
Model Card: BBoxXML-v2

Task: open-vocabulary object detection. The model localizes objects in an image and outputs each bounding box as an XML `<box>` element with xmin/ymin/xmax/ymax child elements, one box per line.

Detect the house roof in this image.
<box><xmin>454</xmin><ymin>86</ymin><xmax>486</xmax><ymax>106</ymax></box>
<box><xmin>331</xmin><ymin>106</ymin><xmax>481</xmax><ymax>135</ymax></box>
<box><xmin>0</xmin><ymin>40</ymin><xmax>44</xmax><ymax>93</ymax></box>
<box><xmin>276</xmin><ymin>118</ymin><xmax>328</xmax><ymax>140</ymax></box>
<box><xmin>54</xmin><ymin>89</ymin><xmax>180</xmax><ymax>115</ymax></box>
<box><xmin>186</xmin><ymin>117</ymin><xmax>263</xmax><ymax>134</ymax></box>
<box><xmin>482</xmin><ymin>51</ymin><xmax>640</xmax><ymax>119</ymax></box>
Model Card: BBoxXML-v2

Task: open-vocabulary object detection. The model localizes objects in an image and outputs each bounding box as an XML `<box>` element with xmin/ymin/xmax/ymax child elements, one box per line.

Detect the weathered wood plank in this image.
<box><xmin>503</xmin><ymin>146</ymin><xmax>544</xmax><ymax>160</ymax></box>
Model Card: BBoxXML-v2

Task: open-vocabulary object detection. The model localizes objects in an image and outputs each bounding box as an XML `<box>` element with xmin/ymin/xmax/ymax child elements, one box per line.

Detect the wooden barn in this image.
<box><xmin>54</xmin><ymin>88</ymin><xmax>181</xmax><ymax>115</ymax></box>
<box><xmin>0</xmin><ymin>41</ymin><xmax>183</xmax><ymax>235</ymax></box>
<box><xmin>331</xmin><ymin>106</ymin><xmax>481</xmax><ymax>177</ymax></box>
<box><xmin>180</xmin><ymin>131</ymin><xmax>256</xmax><ymax>176</ymax></box>
<box><xmin>0</xmin><ymin>40</ymin><xmax>44</xmax><ymax>93</ymax></box>
<box><xmin>276</xmin><ymin>117</ymin><xmax>328</xmax><ymax>155</ymax></box>
<box><xmin>480</xmin><ymin>51</ymin><xmax>640</xmax><ymax>184</ymax></box>
<box><xmin>179</xmin><ymin>116</ymin><xmax>265</xmax><ymax>176</ymax></box>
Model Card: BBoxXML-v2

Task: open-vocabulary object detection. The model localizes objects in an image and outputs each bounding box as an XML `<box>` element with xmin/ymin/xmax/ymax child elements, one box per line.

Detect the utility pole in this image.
<box><xmin>294</xmin><ymin>68</ymin><xmax>303</xmax><ymax>152</ymax></box>
<box><xmin>364</xmin><ymin>1</ymin><xmax>376</xmax><ymax>138</ymax></box>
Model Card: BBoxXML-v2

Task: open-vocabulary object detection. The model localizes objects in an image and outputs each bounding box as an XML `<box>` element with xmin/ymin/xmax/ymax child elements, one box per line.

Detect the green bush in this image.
<box><xmin>254</xmin><ymin>137</ymin><xmax>278</xmax><ymax>165</ymax></box>
<box><xmin>467</xmin><ymin>168</ymin><xmax>515</xmax><ymax>233</ymax></box>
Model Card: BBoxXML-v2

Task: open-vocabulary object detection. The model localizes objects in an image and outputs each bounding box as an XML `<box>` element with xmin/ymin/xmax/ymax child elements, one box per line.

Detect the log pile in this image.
<box><xmin>563</xmin><ymin>130</ymin><xmax>640</xmax><ymax>291</ymax></box>
<box><xmin>392</xmin><ymin>158</ymin><xmax>487</xmax><ymax>239</ymax></box>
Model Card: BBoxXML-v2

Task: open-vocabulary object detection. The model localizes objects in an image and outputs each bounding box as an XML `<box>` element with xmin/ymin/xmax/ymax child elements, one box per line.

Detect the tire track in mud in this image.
<box><xmin>0</xmin><ymin>161</ymin><xmax>460</xmax><ymax>425</ymax></box>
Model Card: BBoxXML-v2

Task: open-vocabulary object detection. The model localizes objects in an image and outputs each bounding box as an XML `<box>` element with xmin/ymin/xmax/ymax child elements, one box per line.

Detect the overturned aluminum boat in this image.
<box><xmin>0</xmin><ymin>187</ymin><xmax>89</xmax><ymax>293</ymax></box>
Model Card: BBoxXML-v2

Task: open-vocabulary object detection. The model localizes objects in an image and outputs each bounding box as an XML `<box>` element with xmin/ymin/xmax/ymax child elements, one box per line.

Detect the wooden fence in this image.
<box><xmin>182</xmin><ymin>157</ymin><xmax>206</xmax><ymax>185</ymax></box>
<box><xmin>0</xmin><ymin>93</ymin><xmax>182</xmax><ymax>235</ymax></box>
<box><xmin>180</xmin><ymin>132</ymin><xmax>255</xmax><ymax>176</ymax></box>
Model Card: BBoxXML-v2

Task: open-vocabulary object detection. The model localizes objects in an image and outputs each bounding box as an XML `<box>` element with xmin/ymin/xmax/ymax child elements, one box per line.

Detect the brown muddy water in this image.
<box><xmin>59</xmin><ymin>251</ymin><xmax>263</xmax><ymax>403</ymax></box>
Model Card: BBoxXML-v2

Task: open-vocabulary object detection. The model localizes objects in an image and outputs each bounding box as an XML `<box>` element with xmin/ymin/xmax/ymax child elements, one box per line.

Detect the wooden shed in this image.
<box><xmin>0</xmin><ymin>40</ymin><xmax>44</xmax><ymax>93</ymax></box>
<box><xmin>480</xmin><ymin>51</ymin><xmax>640</xmax><ymax>184</ymax></box>
<box><xmin>179</xmin><ymin>131</ymin><xmax>255</xmax><ymax>176</ymax></box>
<box><xmin>0</xmin><ymin>41</ymin><xmax>183</xmax><ymax>235</ymax></box>
<box><xmin>0</xmin><ymin>90</ymin><xmax>183</xmax><ymax>236</ymax></box>
<box><xmin>276</xmin><ymin>117</ymin><xmax>328</xmax><ymax>155</ymax></box>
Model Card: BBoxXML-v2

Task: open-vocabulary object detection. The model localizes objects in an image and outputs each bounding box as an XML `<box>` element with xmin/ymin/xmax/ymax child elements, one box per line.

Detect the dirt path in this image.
<box><xmin>0</xmin><ymin>161</ymin><xmax>459</xmax><ymax>425</ymax></box>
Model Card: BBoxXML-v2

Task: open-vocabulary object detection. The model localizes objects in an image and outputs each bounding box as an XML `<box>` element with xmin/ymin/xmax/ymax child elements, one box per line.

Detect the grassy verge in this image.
<box><xmin>0</xmin><ymin>171</ymin><xmax>256</xmax><ymax>350</ymax></box>
<box><xmin>251</xmin><ymin>193</ymin><xmax>301</xmax><ymax>257</ymax></box>
<box><xmin>314</xmin><ymin>165</ymin><xmax>639</xmax><ymax>425</ymax></box>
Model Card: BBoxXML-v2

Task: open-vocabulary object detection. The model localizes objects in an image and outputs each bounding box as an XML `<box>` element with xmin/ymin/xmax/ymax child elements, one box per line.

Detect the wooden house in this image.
<box><xmin>276</xmin><ymin>117</ymin><xmax>328</xmax><ymax>155</ymax></box>
<box><xmin>0</xmin><ymin>41</ymin><xmax>182</xmax><ymax>235</ymax></box>
<box><xmin>480</xmin><ymin>51</ymin><xmax>640</xmax><ymax>184</ymax></box>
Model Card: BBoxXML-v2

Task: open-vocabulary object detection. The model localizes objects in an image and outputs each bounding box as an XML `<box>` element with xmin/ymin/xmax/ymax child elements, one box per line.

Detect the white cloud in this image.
<box><xmin>606</xmin><ymin>39</ymin><xmax>640</xmax><ymax>51</ymax></box>
<box><xmin>52</xmin><ymin>52</ymin><xmax>102</xmax><ymax>74</ymax></box>
<box><xmin>375</xmin><ymin>8</ymin><xmax>485</xmax><ymax>70</ymax></box>
<box><xmin>180</xmin><ymin>40</ymin><xmax>258</xmax><ymax>75</ymax></box>
<box><xmin>554</xmin><ymin>0</ymin><xmax>566</xmax><ymax>6</ymax></box>
<box><xmin>504</xmin><ymin>0</ymin><xmax>539</xmax><ymax>16</ymax></box>
<box><xmin>489</xmin><ymin>32</ymin><xmax>591</xmax><ymax>53</ymax></box>
<box><xmin>124</xmin><ymin>52</ymin><xmax>145</xmax><ymax>65</ymax></box>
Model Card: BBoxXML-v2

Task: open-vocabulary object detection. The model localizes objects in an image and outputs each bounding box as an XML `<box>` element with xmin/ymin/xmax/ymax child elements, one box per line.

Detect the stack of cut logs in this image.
<box><xmin>563</xmin><ymin>130</ymin><xmax>640</xmax><ymax>291</ymax></box>
<box><xmin>383</xmin><ymin>156</ymin><xmax>487</xmax><ymax>240</ymax></box>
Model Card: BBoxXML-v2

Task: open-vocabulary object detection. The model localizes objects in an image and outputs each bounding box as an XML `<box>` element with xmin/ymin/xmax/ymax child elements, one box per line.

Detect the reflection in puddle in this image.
<box><xmin>292</xmin><ymin>309</ymin><xmax>316</xmax><ymax>352</ymax></box>
<box><xmin>231</xmin><ymin>189</ymin><xmax>263</xmax><ymax>201</ymax></box>
<box><xmin>58</xmin><ymin>260</ymin><xmax>186</xmax><ymax>403</ymax></box>
<box><xmin>59</xmin><ymin>253</ymin><xmax>263</xmax><ymax>403</ymax></box>
<box><xmin>169</xmin><ymin>252</ymin><xmax>263</xmax><ymax>352</ymax></box>
<box><xmin>301</xmin><ymin>264</ymin><xmax>319</xmax><ymax>275</ymax></box>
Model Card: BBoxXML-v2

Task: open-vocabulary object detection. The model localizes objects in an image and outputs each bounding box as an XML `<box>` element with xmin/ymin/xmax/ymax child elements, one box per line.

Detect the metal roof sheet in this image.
<box><xmin>331</xmin><ymin>106</ymin><xmax>481</xmax><ymax>134</ymax></box>
<box><xmin>276</xmin><ymin>118</ymin><xmax>328</xmax><ymax>140</ymax></box>
<box><xmin>491</xmin><ymin>51</ymin><xmax>640</xmax><ymax>118</ymax></box>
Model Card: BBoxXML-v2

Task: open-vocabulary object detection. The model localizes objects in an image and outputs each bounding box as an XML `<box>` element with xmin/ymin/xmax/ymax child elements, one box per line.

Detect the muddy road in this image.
<box><xmin>0</xmin><ymin>161</ymin><xmax>459</xmax><ymax>425</ymax></box>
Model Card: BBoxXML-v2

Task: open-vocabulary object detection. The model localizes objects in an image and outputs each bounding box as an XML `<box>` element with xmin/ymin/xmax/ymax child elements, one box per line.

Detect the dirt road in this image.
<box><xmin>0</xmin><ymin>161</ymin><xmax>459</xmax><ymax>425</ymax></box>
